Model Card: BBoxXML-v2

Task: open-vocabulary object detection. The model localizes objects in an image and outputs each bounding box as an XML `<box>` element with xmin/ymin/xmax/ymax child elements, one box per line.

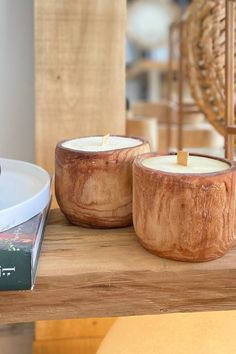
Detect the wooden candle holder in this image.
<box><xmin>55</xmin><ymin>136</ymin><xmax>149</xmax><ymax>228</ymax></box>
<box><xmin>133</xmin><ymin>153</ymin><xmax>236</xmax><ymax>262</ymax></box>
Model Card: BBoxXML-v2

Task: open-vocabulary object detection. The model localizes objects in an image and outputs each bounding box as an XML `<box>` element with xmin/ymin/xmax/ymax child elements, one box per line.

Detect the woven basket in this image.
<box><xmin>186</xmin><ymin>0</ymin><xmax>236</xmax><ymax>136</ymax></box>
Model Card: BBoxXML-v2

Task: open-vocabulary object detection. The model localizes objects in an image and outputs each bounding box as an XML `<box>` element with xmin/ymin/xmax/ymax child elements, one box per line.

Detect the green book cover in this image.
<box><xmin>0</xmin><ymin>203</ymin><xmax>50</xmax><ymax>291</ymax></box>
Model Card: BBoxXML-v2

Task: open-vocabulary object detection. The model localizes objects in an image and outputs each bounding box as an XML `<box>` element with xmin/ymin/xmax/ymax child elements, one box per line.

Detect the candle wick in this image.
<box><xmin>177</xmin><ymin>151</ymin><xmax>189</xmax><ymax>166</ymax></box>
<box><xmin>102</xmin><ymin>133</ymin><xmax>110</xmax><ymax>146</ymax></box>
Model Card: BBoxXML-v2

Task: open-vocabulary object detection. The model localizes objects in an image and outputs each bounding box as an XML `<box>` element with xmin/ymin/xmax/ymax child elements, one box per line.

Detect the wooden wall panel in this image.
<box><xmin>35</xmin><ymin>0</ymin><xmax>126</xmax><ymax>175</ymax></box>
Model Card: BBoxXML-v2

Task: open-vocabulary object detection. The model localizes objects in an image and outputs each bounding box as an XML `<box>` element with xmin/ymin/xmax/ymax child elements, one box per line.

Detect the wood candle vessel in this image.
<box><xmin>55</xmin><ymin>136</ymin><xmax>150</xmax><ymax>228</ymax></box>
<box><xmin>133</xmin><ymin>153</ymin><xmax>236</xmax><ymax>262</ymax></box>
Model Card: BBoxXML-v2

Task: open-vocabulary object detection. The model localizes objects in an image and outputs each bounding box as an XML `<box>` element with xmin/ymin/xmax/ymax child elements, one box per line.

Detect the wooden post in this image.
<box><xmin>34</xmin><ymin>2</ymin><xmax>126</xmax><ymax>353</ymax></box>
<box><xmin>225</xmin><ymin>0</ymin><xmax>235</xmax><ymax>160</ymax></box>
<box><xmin>35</xmin><ymin>0</ymin><xmax>126</xmax><ymax>175</ymax></box>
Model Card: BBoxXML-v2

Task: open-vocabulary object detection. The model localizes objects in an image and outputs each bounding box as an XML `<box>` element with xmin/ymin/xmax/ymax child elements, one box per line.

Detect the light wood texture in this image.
<box><xmin>225</xmin><ymin>0</ymin><xmax>235</xmax><ymax>160</ymax></box>
<box><xmin>126</xmin><ymin>60</ymin><xmax>178</xmax><ymax>79</ymax></box>
<box><xmin>35</xmin><ymin>0</ymin><xmax>126</xmax><ymax>175</ymax></box>
<box><xmin>35</xmin><ymin>1</ymin><xmax>126</xmax><ymax>351</ymax></box>
<box><xmin>126</xmin><ymin>117</ymin><xmax>158</xmax><ymax>152</ymax></box>
<box><xmin>33</xmin><ymin>337</ymin><xmax>102</xmax><ymax>354</ymax></box>
<box><xmin>55</xmin><ymin>138</ymin><xmax>149</xmax><ymax>227</ymax></box>
<box><xmin>133</xmin><ymin>153</ymin><xmax>236</xmax><ymax>262</ymax></box>
<box><xmin>177</xmin><ymin>151</ymin><xmax>189</xmax><ymax>166</ymax></box>
<box><xmin>130</xmin><ymin>102</ymin><xmax>222</xmax><ymax>152</ymax></box>
<box><xmin>97</xmin><ymin>312</ymin><xmax>236</xmax><ymax>354</ymax></box>
<box><xmin>1</xmin><ymin>209</ymin><xmax>236</xmax><ymax>324</ymax></box>
<box><xmin>158</xmin><ymin>123</ymin><xmax>224</xmax><ymax>152</ymax></box>
<box><xmin>131</xmin><ymin>101</ymin><xmax>204</xmax><ymax>125</ymax></box>
<box><xmin>35</xmin><ymin>318</ymin><xmax>115</xmax><ymax>340</ymax></box>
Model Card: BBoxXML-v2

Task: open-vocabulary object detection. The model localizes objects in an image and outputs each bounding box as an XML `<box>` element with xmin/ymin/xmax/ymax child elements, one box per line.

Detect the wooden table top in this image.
<box><xmin>0</xmin><ymin>209</ymin><xmax>236</xmax><ymax>324</ymax></box>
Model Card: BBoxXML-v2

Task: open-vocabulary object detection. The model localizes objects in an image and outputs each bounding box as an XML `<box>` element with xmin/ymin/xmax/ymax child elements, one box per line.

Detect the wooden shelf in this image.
<box><xmin>1</xmin><ymin>209</ymin><xmax>236</xmax><ymax>324</ymax></box>
<box><xmin>126</xmin><ymin>59</ymin><xmax>178</xmax><ymax>79</ymax></box>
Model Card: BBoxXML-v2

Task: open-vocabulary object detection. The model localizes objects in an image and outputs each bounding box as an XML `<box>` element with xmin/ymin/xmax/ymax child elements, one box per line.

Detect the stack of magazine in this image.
<box><xmin>0</xmin><ymin>202</ymin><xmax>51</xmax><ymax>291</ymax></box>
<box><xmin>0</xmin><ymin>158</ymin><xmax>51</xmax><ymax>291</ymax></box>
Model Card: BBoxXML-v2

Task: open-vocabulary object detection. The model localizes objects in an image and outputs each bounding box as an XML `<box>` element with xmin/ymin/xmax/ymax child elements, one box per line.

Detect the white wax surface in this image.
<box><xmin>142</xmin><ymin>155</ymin><xmax>230</xmax><ymax>174</ymax></box>
<box><xmin>62</xmin><ymin>136</ymin><xmax>142</xmax><ymax>152</ymax></box>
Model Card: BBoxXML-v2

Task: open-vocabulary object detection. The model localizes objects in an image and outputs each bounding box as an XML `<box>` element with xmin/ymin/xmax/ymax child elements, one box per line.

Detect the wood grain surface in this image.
<box><xmin>1</xmin><ymin>209</ymin><xmax>236</xmax><ymax>324</ymax></box>
<box><xmin>133</xmin><ymin>153</ymin><xmax>236</xmax><ymax>261</ymax></box>
<box><xmin>55</xmin><ymin>138</ymin><xmax>150</xmax><ymax>228</ymax></box>
<box><xmin>34</xmin><ymin>1</ymin><xmax>126</xmax><ymax>350</ymax></box>
<box><xmin>35</xmin><ymin>0</ymin><xmax>126</xmax><ymax>175</ymax></box>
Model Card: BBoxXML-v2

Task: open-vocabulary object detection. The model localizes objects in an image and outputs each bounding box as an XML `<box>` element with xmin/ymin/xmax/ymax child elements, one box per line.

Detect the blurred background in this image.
<box><xmin>125</xmin><ymin>0</ymin><xmax>224</xmax><ymax>154</ymax></box>
<box><xmin>0</xmin><ymin>0</ymin><xmax>224</xmax><ymax>167</ymax></box>
<box><xmin>126</xmin><ymin>0</ymin><xmax>188</xmax><ymax>103</ymax></box>
<box><xmin>0</xmin><ymin>0</ymin><xmax>228</xmax><ymax>354</ymax></box>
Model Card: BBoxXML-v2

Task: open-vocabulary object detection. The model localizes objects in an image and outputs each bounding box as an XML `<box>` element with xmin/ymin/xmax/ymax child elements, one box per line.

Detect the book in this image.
<box><xmin>0</xmin><ymin>202</ymin><xmax>50</xmax><ymax>291</ymax></box>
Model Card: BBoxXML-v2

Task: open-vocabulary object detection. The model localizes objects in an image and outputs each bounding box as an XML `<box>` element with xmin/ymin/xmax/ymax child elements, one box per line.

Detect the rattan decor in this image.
<box><xmin>186</xmin><ymin>0</ymin><xmax>236</xmax><ymax>136</ymax></box>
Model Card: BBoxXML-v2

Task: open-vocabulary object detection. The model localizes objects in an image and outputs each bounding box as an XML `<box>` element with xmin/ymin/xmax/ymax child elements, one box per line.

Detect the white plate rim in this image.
<box><xmin>0</xmin><ymin>158</ymin><xmax>51</xmax><ymax>232</ymax></box>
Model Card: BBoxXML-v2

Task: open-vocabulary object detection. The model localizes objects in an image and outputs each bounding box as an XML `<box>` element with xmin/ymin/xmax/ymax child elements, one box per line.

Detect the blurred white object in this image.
<box><xmin>127</xmin><ymin>0</ymin><xmax>179</xmax><ymax>49</ymax></box>
<box><xmin>0</xmin><ymin>159</ymin><xmax>51</xmax><ymax>232</ymax></box>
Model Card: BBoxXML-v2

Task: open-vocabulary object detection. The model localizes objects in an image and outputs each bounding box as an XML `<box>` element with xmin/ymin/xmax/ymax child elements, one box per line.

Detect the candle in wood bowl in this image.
<box><xmin>133</xmin><ymin>152</ymin><xmax>236</xmax><ymax>262</ymax></box>
<box><xmin>55</xmin><ymin>135</ymin><xmax>150</xmax><ymax>228</ymax></box>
